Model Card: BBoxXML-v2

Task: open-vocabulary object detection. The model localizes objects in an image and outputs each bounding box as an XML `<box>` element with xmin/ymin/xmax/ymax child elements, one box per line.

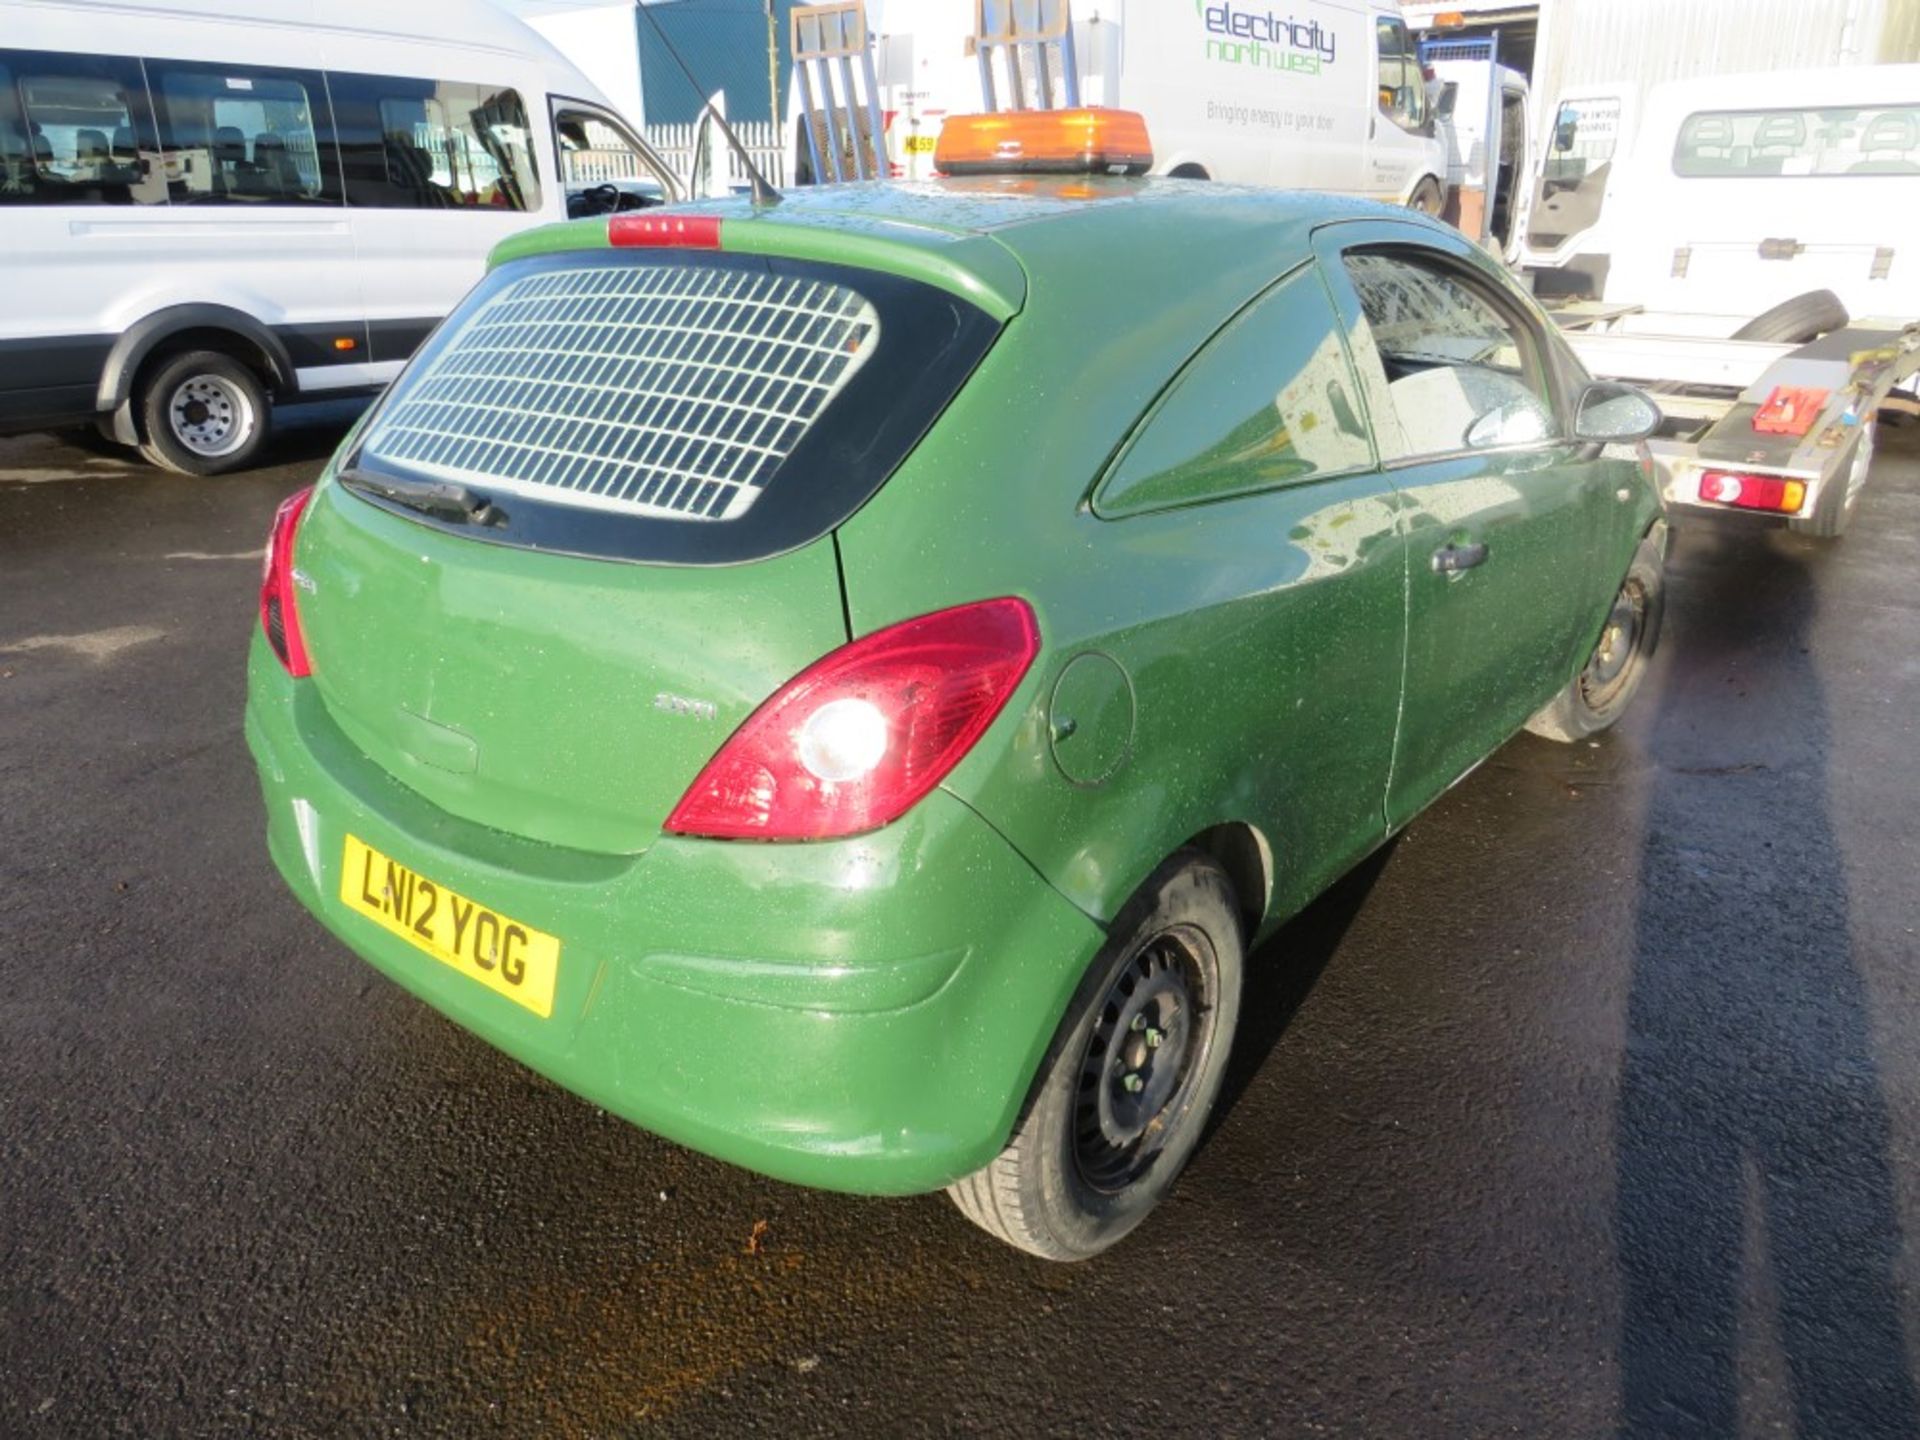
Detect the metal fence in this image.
<box><xmin>642</xmin><ymin>119</ymin><xmax>788</xmax><ymax>191</ymax></box>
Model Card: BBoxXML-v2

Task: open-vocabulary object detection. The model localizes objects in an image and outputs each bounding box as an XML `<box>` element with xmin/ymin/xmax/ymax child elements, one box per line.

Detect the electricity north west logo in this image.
<box><xmin>1197</xmin><ymin>1</ymin><xmax>1339</xmax><ymax>75</ymax></box>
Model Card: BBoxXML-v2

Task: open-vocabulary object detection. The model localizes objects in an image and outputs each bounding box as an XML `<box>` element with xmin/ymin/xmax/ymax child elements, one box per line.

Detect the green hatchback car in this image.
<box><xmin>246</xmin><ymin>137</ymin><xmax>1665</xmax><ymax>1259</ymax></box>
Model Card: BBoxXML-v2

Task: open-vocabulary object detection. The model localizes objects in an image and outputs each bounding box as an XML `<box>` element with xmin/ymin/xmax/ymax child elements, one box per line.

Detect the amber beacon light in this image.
<box><xmin>933</xmin><ymin>108</ymin><xmax>1154</xmax><ymax>177</ymax></box>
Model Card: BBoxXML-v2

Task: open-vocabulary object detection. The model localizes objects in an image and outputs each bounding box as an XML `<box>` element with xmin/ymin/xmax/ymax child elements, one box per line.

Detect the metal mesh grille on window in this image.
<box><xmin>361</xmin><ymin>264</ymin><xmax>881</xmax><ymax>521</ymax></box>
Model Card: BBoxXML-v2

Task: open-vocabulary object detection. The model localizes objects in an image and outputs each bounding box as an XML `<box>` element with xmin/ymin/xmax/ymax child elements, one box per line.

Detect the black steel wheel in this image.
<box><xmin>947</xmin><ymin>851</ymin><xmax>1244</xmax><ymax>1261</ymax></box>
<box><xmin>1526</xmin><ymin>530</ymin><xmax>1665</xmax><ymax>743</ymax></box>
<box><xmin>1075</xmin><ymin>927</ymin><xmax>1217</xmax><ymax>1193</ymax></box>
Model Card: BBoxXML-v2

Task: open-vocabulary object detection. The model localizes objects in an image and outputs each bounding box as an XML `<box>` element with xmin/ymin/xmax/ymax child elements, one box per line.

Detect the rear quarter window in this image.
<box><xmin>345</xmin><ymin>250</ymin><xmax>1003</xmax><ymax>564</ymax></box>
<box><xmin>1095</xmin><ymin>264</ymin><xmax>1373</xmax><ymax>518</ymax></box>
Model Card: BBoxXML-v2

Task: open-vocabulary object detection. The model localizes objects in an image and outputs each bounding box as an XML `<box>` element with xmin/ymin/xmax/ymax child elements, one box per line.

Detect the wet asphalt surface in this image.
<box><xmin>2</xmin><ymin>418</ymin><xmax>1919</xmax><ymax>1438</ymax></box>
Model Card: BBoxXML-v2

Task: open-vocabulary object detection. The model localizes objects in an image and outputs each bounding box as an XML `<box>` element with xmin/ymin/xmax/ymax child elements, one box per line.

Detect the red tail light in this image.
<box><xmin>260</xmin><ymin>486</ymin><xmax>314</xmax><ymax>677</ymax></box>
<box><xmin>1698</xmin><ymin>470</ymin><xmax>1807</xmax><ymax>514</ymax></box>
<box><xmin>665</xmin><ymin>598</ymin><xmax>1040</xmax><ymax>841</ymax></box>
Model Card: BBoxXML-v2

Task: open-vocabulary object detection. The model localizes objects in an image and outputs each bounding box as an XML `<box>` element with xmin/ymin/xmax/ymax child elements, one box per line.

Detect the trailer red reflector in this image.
<box><xmin>1698</xmin><ymin>470</ymin><xmax>1808</xmax><ymax>514</ymax></box>
<box><xmin>609</xmin><ymin>213</ymin><xmax>724</xmax><ymax>249</ymax></box>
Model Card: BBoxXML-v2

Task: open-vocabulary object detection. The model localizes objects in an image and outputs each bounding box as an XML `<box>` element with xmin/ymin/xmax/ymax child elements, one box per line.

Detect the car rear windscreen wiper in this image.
<box><xmin>339</xmin><ymin>468</ymin><xmax>508</xmax><ymax>528</ymax></box>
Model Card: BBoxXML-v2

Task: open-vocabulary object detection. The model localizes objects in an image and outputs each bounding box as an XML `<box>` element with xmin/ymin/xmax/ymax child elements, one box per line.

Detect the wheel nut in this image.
<box><xmin>1122</xmin><ymin>1073</ymin><xmax>1144</xmax><ymax>1093</ymax></box>
<box><xmin>1145</xmin><ymin>1028</ymin><xmax>1163</xmax><ymax>1049</ymax></box>
<box><xmin>1130</xmin><ymin>1014</ymin><xmax>1146</xmax><ymax>1032</ymax></box>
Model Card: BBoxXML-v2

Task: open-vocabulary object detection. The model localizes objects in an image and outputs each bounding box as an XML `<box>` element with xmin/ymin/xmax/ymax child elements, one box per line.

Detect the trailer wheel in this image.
<box><xmin>1730</xmin><ymin>289</ymin><xmax>1849</xmax><ymax>346</ymax></box>
<box><xmin>1407</xmin><ymin>178</ymin><xmax>1444</xmax><ymax>216</ymax></box>
<box><xmin>1790</xmin><ymin>424</ymin><xmax>1874</xmax><ymax>540</ymax></box>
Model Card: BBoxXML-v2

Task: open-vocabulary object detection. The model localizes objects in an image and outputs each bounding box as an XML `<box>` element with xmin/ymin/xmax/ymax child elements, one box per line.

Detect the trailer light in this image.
<box><xmin>333</xmin><ymin>336</ymin><xmax>358</xmax><ymax>352</ymax></box>
<box><xmin>609</xmin><ymin>213</ymin><xmax>724</xmax><ymax>249</ymax></box>
<box><xmin>1698</xmin><ymin>470</ymin><xmax>1807</xmax><ymax>514</ymax></box>
<box><xmin>933</xmin><ymin>108</ymin><xmax>1152</xmax><ymax>177</ymax></box>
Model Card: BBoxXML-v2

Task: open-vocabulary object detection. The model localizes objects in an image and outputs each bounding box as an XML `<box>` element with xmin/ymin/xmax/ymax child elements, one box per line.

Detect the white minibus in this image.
<box><xmin>0</xmin><ymin>0</ymin><xmax>677</xmax><ymax>472</ymax></box>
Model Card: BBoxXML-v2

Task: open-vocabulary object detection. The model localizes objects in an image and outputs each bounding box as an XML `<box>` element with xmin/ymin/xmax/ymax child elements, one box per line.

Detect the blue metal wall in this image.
<box><xmin>637</xmin><ymin>0</ymin><xmax>798</xmax><ymax>124</ymax></box>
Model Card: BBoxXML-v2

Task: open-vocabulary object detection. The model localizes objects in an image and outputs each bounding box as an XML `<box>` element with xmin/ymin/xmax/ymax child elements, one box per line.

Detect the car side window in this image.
<box><xmin>1340</xmin><ymin>249</ymin><xmax>1557</xmax><ymax>460</ymax></box>
<box><xmin>1096</xmin><ymin>265</ymin><xmax>1374</xmax><ymax>518</ymax></box>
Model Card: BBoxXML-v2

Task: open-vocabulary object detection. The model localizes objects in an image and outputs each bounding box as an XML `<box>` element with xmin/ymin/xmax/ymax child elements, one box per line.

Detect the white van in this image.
<box><xmin>0</xmin><ymin>0</ymin><xmax>677</xmax><ymax>472</ymax></box>
<box><xmin>1524</xmin><ymin>66</ymin><xmax>1920</xmax><ymax>321</ymax></box>
<box><xmin>806</xmin><ymin>0</ymin><xmax>1448</xmax><ymax>210</ymax></box>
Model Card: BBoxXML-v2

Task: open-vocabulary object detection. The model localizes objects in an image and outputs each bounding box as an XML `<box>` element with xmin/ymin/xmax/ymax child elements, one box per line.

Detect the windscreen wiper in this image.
<box><xmin>339</xmin><ymin>468</ymin><xmax>507</xmax><ymax>528</ymax></box>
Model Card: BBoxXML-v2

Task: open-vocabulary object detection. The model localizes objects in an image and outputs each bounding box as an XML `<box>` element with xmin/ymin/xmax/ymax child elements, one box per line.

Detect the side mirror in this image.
<box><xmin>1574</xmin><ymin>381</ymin><xmax>1661</xmax><ymax>443</ymax></box>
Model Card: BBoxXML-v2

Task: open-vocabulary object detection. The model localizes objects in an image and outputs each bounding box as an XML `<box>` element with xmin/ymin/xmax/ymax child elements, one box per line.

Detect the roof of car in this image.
<box><xmin>491</xmin><ymin>177</ymin><xmax>1422</xmax><ymax>323</ymax></box>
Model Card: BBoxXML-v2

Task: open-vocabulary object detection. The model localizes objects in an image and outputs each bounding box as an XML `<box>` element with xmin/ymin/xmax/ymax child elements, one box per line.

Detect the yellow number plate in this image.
<box><xmin>904</xmin><ymin>134</ymin><xmax>937</xmax><ymax>154</ymax></box>
<box><xmin>339</xmin><ymin>834</ymin><xmax>560</xmax><ymax>1018</ymax></box>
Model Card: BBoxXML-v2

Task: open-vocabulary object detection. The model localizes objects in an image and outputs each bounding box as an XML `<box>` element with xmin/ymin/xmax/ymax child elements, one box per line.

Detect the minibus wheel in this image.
<box><xmin>1408</xmin><ymin>178</ymin><xmax>1444</xmax><ymax>216</ymax></box>
<box><xmin>137</xmin><ymin>351</ymin><xmax>272</xmax><ymax>476</ymax></box>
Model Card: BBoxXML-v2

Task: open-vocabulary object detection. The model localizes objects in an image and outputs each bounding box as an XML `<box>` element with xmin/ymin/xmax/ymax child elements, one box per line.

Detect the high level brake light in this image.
<box><xmin>1698</xmin><ymin>470</ymin><xmax>1808</xmax><ymax>515</ymax></box>
<box><xmin>933</xmin><ymin>108</ymin><xmax>1153</xmax><ymax>177</ymax></box>
<box><xmin>260</xmin><ymin>485</ymin><xmax>315</xmax><ymax>677</ymax></box>
<box><xmin>665</xmin><ymin>598</ymin><xmax>1040</xmax><ymax>841</ymax></box>
<box><xmin>609</xmin><ymin>213</ymin><xmax>724</xmax><ymax>249</ymax></box>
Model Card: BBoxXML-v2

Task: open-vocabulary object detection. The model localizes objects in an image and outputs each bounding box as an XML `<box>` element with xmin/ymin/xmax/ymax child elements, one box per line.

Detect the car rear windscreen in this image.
<box><xmin>346</xmin><ymin>250</ymin><xmax>1003</xmax><ymax>564</ymax></box>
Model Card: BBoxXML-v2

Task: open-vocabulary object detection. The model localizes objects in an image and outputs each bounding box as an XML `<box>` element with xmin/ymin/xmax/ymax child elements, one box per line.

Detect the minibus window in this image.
<box><xmin>0</xmin><ymin>48</ymin><xmax>165</xmax><ymax>206</ymax></box>
<box><xmin>147</xmin><ymin>60</ymin><xmax>338</xmax><ymax>205</ymax></box>
<box><xmin>331</xmin><ymin>73</ymin><xmax>541</xmax><ymax>212</ymax></box>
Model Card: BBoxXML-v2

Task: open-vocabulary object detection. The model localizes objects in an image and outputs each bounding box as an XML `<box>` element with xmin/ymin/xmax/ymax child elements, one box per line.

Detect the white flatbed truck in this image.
<box><xmin>1553</xmin><ymin>301</ymin><xmax>1920</xmax><ymax>539</ymax></box>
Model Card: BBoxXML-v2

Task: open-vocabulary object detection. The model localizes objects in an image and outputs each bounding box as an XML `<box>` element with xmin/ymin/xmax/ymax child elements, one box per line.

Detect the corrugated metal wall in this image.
<box><xmin>1542</xmin><ymin>0</ymin><xmax>1857</xmax><ymax>109</ymax></box>
<box><xmin>1881</xmin><ymin>0</ymin><xmax>1920</xmax><ymax>59</ymax></box>
<box><xmin>1528</xmin><ymin>0</ymin><xmax>1920</xmax><ymax>166</ymax></box>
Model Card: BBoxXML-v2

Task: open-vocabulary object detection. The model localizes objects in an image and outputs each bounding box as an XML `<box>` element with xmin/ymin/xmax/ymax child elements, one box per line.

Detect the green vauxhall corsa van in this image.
<box><xmin>246</xmin><ymin>112</ymin><xmax>1665</xmax><ymax>1259</ymax></box>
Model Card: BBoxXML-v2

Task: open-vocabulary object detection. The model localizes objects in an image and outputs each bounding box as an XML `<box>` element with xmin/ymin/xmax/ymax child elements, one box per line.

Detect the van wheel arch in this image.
<box><xmin>1166</xmin><ymin>162</ymin><xmax>1211</xmax><ymax>180</ymax></box>
<box><xmin>97</xmin><ymin>306</ymin><xmax>296</xmax><ymax>419</ymax></box>
<box><xmin>1406</xmin><ymin>176</ymin><xmax>1445</xmax><ymax>215</ymax></box>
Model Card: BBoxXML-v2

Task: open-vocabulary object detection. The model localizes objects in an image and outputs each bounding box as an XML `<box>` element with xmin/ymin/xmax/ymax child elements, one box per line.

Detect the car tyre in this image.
<box><xmin>1789</xmin><ymin>423</ymin><xmax>1873</xmax><ymax>540</ymax></box>
<box><xmin>1729</xmin><ymin>288</ymin><xmax>1849</xmax><ymax>346</ymax></box>
<box><xmin>137</xmin><ymin>350</ymin><xmax>272</xmax><ymax>476</ymax></box>
<box><xmin>1525</xmin><ymin>534</ymin><xmax>1665</xmax><ymax>743</ymax></box>
<box><xmin>947</xmin><ymin>850</ymin><xmax>1244</xmax><ymax>1260</ymax></box>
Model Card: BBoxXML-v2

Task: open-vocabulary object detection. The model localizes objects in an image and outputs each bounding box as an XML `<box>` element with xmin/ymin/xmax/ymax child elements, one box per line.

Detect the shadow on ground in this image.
<box><xmin>1616</xmin><ymin>529</ymin><xmax>1916</xmax><ymax>1436</ymax></box>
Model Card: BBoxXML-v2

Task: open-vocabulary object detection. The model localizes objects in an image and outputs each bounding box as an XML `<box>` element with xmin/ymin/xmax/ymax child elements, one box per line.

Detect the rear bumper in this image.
<box><xmin>244</xmin><ymin>636</ymin><xmax>1103</xmax><ymax>1195</ymax></box>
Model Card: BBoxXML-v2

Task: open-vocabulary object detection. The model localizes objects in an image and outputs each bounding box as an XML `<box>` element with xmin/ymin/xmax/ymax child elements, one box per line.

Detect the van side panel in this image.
<box><xmin>0</xmin><ymin>0</ymin><xmax>621</xmax><ymax>436</ymax></box>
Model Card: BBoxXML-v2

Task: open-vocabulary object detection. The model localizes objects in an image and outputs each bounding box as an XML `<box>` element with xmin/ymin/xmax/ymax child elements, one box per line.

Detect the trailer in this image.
<box><xmin>1555</xmin><ymin>303</ymin><xmax>1920</xmax><ymax>538</ymax></box>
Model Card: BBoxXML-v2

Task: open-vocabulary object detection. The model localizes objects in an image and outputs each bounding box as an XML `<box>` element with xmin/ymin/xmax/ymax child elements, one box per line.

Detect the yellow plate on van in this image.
<box><xmin>339</xmin><ymin>834</ymin><xmax>560</xmax><ymax>1018</ymax></box>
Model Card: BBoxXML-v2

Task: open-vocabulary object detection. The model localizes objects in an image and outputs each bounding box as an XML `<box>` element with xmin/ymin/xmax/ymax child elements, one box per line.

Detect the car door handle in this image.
<box><xmin>1431</xmin><ymin>542</ymin><xmax>1489</xmax><ymax>574</ymax></box>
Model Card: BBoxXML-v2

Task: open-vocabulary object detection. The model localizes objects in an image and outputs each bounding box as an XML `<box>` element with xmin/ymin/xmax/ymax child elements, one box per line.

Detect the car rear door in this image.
<box><xmin>1313</xmin><ymin>220</ymin><xmax>1605</xmax><ymax>827</ymax></box>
